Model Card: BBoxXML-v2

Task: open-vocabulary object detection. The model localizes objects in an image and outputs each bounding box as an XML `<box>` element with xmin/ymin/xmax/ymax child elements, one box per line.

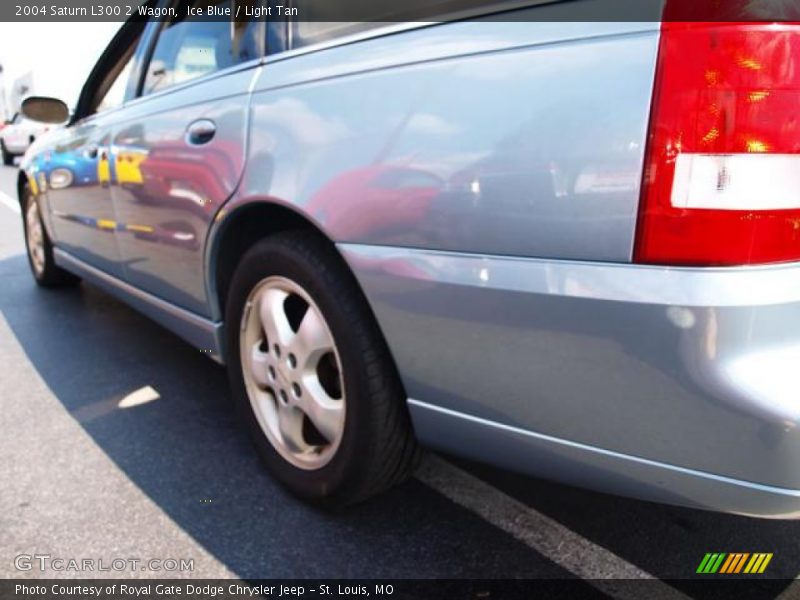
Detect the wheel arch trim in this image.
<box><xmin>205</xmin><ymin>197</ymin><xmax>341</xmax><ymax>323</ymax></box>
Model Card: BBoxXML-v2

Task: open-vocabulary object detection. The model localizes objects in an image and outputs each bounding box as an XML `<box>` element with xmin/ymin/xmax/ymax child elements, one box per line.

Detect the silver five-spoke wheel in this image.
<box><xmin>25</xmin><ymin>199</ymin><xmax>45</xmax><ymax>276</ymax></box>
<box><xmin>227</xmin><ymin>232</ymin><xmax>419</xmax><ymax>504</ymax></box>
<box><xmin>21</xmin><ymin>183</ymin><xmax>79</xmax><ymax>288</ymax></box>
<box><xmin>240</xmin><ymin>275</ymin><xmax>345</xmax><ymax>470</ymax></box>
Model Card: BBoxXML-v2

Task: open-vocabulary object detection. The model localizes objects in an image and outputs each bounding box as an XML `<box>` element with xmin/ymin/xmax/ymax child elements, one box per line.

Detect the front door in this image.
<box><xmin>45</xmin><ymin>27</ymin><xmax>143</xmax><ymax>279</ymax></box>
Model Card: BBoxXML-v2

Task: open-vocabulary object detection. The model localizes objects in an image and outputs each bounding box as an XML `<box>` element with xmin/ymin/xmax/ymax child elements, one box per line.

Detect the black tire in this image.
<box><xmin>1</xmin><ymin>141</ymin><xmax>13</xmax><ymax>167</ymax></box>
<box><xmin>225</xmin><ymin>231</ymin><xmax>421</xmax><ymax>506</ymax></box>
<box><xmin>22</xmin><ymin>185</ymin><xmax>81</xmax><ymax>287</ymax></box>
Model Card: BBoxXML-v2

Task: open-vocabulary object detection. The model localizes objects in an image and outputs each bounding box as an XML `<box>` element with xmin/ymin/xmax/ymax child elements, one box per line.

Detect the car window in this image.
<box><xmin>265</xmin><ymin>11</ymin><xmax>287</xmax><ymax>54</ymax></box>
<box><xmin>289</xmin><ymin>0</ymin><xmax>505</xmax><ymax>49</ymax></box>
<box><xmin>72</xmin><ymin>14</ymin><xmax>148</xmax><ymax>121</ymax></box>
<box><xmin>95</xmin><ymin>46</ymin><xmax>138</xmax><ymax>114</ymax></box>
<box><xmin>291</xmin><ymin>22</ymin><xmax>374</xmax><ymax>49</ymax></box>
<box><xmin>142</xmin><ymin>0</ymin><xmax>261</xmax><ymax>96</ymax></box>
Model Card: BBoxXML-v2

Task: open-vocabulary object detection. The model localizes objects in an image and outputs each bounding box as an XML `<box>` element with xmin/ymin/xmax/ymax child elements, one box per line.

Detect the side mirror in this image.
<box><xmin>21</xmin><ymin>96</ymin><xmax>69</xmax><ymax>124</ymax></box>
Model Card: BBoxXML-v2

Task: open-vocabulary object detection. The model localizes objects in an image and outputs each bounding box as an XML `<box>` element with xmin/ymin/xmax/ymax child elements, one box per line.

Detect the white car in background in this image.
<box><xmin>0</xmin><ymin>112</ymin><xmax>49</xmax><ymax>166</ymax></box>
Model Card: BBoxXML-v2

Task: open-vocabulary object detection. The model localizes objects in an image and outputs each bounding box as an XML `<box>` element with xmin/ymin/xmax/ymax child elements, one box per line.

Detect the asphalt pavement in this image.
<box><xmin>0</xmin><ymin>164</ymin><xmax>798</xmax><ymax>597</ymax></box>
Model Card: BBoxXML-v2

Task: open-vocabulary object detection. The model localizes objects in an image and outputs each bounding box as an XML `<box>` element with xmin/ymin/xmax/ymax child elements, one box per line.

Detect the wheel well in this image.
<box><xmin>213</xmin><ymin>203</ymin><xmax>331</xmax><ymax>317</ymax></box>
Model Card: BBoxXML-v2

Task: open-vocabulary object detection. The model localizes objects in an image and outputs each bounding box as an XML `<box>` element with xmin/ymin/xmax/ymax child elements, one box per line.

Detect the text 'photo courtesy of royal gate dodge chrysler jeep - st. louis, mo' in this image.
<box><xmin>14</xmin><ymin>0</ymin><xmax>800</xmax><ymax>517</ymax></box>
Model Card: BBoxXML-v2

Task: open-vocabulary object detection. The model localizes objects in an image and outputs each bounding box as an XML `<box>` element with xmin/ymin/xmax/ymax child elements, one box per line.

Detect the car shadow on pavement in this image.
<box><xmin>0</xmin><ymin>253</ymin><xmax>581</xmax><ymax>580</ymax></box>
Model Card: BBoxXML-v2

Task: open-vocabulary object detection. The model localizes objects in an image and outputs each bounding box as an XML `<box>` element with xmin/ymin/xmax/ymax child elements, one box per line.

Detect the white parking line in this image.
<box><xmin>0</xmin><ymin>190</ymin><xmax>20</xmax><ymax>214</ymax></box>
<box><xmin>416</xmin><ymin>454</ymin><xmax>689</xmax><ymax>599</ymax></box>
<box><xmin>776</xmin><ymin>579</ymin><xmax>800</xmax><ymax>600</ymax></box>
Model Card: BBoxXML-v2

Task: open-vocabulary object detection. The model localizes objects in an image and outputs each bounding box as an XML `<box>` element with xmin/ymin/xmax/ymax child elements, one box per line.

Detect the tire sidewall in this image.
<box><xmin>225</xmin><ymin>234</ymin><xmax>378</xmax><ymax>503</ymax></box>
<box><xmin>22</xmin><ymin>189</ymin><xmax>47</xmax><ymax>283</ymax></box>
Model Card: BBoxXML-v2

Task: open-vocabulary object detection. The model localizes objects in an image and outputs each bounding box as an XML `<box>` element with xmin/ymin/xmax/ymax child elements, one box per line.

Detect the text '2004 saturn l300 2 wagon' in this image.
<box><xmin>14</xmin><ymin>0</ymin><xmax>800</xmax><ymax>517</ymax></box>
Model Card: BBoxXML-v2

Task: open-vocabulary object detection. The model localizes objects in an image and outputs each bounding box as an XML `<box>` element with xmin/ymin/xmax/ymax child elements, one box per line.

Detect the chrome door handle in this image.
<box><xmin>185</xmin><ymin>119</ymin><xmax>216</xmax><ymax>146</ymax></box>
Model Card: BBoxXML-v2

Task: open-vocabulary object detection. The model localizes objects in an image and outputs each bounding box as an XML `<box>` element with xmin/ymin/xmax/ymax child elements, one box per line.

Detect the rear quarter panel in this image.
<box><xmin>233</xmin><ymin>18</ymin><xmax>660</xmax><ymax>262</ymax></box>
<box><xmin>219</xmin><ymin>16</ymin><xmax>666</xmax><ymax>477</ymax></box>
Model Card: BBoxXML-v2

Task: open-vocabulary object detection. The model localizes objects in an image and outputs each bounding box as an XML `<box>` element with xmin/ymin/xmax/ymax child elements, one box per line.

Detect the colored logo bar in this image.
<box><xmin>697</xmin><ymin>553</ymin><xmax>773</xmax><ymax>574</ymax></box>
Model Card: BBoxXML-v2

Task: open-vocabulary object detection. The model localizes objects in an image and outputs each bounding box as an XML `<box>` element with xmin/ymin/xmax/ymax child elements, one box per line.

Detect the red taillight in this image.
<box><xmin>635</xmin><ymin>20</ymin><xmax>800</xmax><ymax>266</ymax></box>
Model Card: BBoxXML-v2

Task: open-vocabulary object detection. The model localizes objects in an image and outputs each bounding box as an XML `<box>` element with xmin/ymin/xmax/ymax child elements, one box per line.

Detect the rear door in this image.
<box><xmin>108</xmin><ymin>0</ymin><xmax>263</xmax><ymax>316</ymax></box>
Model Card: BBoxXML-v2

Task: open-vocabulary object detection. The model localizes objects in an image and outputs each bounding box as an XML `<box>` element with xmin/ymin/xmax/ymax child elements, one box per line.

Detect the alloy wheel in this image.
<box><xmin>239</xmin><ymin>276</ymin><xmax>345</xmax><ymax>470</ymax></box>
